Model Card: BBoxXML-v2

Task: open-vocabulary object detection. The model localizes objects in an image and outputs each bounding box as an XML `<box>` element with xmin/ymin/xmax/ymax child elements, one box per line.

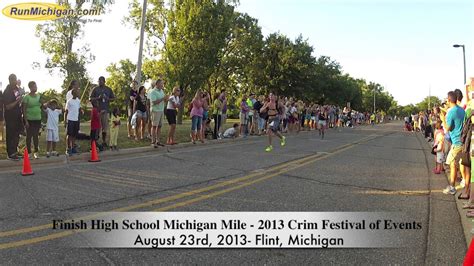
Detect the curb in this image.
<box><xmin>0</xmin><ymin>133</ymin><xmax>267</xmax><ymax>170</ymax></box>
<box><xmin>451</xmin><ymin>175</ymin><xmax>473</xmax><ymax>247</ymax></box>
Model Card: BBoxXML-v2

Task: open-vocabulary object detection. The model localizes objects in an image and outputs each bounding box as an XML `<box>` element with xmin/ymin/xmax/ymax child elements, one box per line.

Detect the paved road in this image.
<box><xmin>0</xmin><ymin>122</ymin><xmax>467</xmax><ymax>264</ymax></box>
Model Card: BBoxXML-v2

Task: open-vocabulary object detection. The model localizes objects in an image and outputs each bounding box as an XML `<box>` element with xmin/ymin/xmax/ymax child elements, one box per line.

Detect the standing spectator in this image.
<box><xmin>64</xmin><ymin>80</ymin><xmax>79</xmax><ymax>137</ymax></box>
<box><xmin>127</xmin><ymin>80</ymin><xmax>139</xmax><ymax>139</ymax></box>
<box><xmin>145</xmin><ymin>81</ymin><xmax>155</xmax><ymax>140</ymax></box>
<box><xmin>44</xmin><ymin>100</ymin><xmax>62</xmax><ymax>158</ymax></box>
<box><xmin>90</xmin><ymin>100</ymin><xmax>101</xmax><ymax>149</ymax></box>
<box><xmin>433</xmin><ymin>120</ymin><xmax>445</xmax><ymax>174</ymax></box>
<box><xmin>89</xmin><ymin>76</ymin><xmax>115</xmax><ymax>148</ymax></box>
<box><xmin>109</xmin><ymin>107</ymin><xmax>121</xmax><ymax>151</ymax></box>
<box><xmin>0</xmin><ymin>87</ymin><xmax>4</xmax><ymax>142</ymax></box>
<box><xmin>148</xmin><ymin>79</ymin><xmax>167</xmax><ymax>148</ymax></box>
<box><xmin>212</xmin><ymin>91</ymin><xmax>224</xmax><ymax>139</ymax></box>
<box><xmin>166</xmin><ymin>86</ymin><xmax>181</xmax><ymax>145</ymax></box>
<box><xmin>253</xmin><ymin>95</ymin><xmax>264</xmax><ymax>136</ymax></box>
<box><xmin>22</xmin><ymin>81</ymin><xmax>43</xmax><ymax>159</ymax></box>
<box><xmin>443</xmin><ymin>91</ymin><xmax>465</xmax><ymax>195</ymax></box>
<box><xmin>247</xmin><ymin>94</ymin><xmax>256</xmax><ymax>135</ymax></box>
<box><xmin>240</xmin><ymin>95</ymin><xmax>250</xmax><ymax>137</ymax></box>
<box><xmin>201</xmin><ymin>91</ymin><xmax>210</xmax><ymax>140</ymax></box>
<box><xmin>260</xmin><ymin>93</ymin><xmax>286</xmax><ymax>152</ymax></box>
<box><xmin>65</xmin><ymin>88</ymin><xmax>82</xmax><ymax>156</ymax></box>
<box><xmin>3</xmin><ymin>74</ymin><xmax>22</xmax><ymax>160</ymax></box>
<box><xmin>221</xmin><ymin>93</ymin><xmax>228</xmax><ymax>136</ymax></box>
<box><xmin>190</xmin><ymin>90</ymin><xmax>204</xmax><ymax>144</ymax></box>
<box><xmin>133</xmin><ymin>86</ymin><xmax>148</xmax><ymax>141</ymax></box>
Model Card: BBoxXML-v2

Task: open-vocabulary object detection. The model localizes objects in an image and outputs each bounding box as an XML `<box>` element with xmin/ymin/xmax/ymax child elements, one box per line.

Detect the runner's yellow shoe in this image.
<box><xmin>280</xmin><ymin>136</ymin><xmax>286</xmax><ymax>146</ymax></box>
<box><xmin>265</xmin><ymin>145</ymin><xmax>273</xmax><ymax>152</ymax></box>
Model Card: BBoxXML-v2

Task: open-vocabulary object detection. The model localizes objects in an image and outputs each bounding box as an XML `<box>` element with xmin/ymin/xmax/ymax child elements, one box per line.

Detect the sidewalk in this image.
<box><xmin>417</xmin><ymin>131</ymin><xmax>473</xmax><ymax>247</ymax></box>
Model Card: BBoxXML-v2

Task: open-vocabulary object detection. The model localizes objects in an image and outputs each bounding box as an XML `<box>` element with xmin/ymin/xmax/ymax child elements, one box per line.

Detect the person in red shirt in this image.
<box><xmin>90</xmin><ymin>100</ymin><xmax>101</xmax><ymax>149</ymax></box>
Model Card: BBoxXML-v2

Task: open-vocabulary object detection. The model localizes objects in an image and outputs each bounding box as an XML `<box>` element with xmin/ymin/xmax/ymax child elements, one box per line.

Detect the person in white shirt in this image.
<box><xmin>223</xmin><ymin>123</ymin><xmax>239</xmax><ymax>139</ymax></box>
<box><xmin>65</xmin><ymin>88</ymin><xmax>82</xmax><ymax>155</ymax></box>
<box><xmin>44</xmin><ymin>100</ymin><xmax>62</xmax><ymax>157</ymax></box>
<box><xmin>165</xmin><ymin>86</ymin><xmax>181</xmax><ymax>145</ymax></box>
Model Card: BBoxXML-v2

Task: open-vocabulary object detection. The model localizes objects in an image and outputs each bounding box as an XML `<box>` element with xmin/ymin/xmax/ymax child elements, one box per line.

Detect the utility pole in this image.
<box><xmin>136</xmin><ymin>0</ymin><xmax>148</xmax><ymax>84</ymax></box>
<box><xmin>373</xmin><ymin>86</ymin><xmax>376</xmax><ymax>114</ymax></box>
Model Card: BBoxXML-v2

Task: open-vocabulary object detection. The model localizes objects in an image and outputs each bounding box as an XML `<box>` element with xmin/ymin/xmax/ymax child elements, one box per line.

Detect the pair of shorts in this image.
<box><xmin>67</xmin><ymin>120</ymin><xmax>80</xmax><ymax>137</ymax></box>
<box><xmin>100</xmin><ymin>112</ymin><xmax>109</xmax><ymax>133</ymax></box>
<box><xmin>166</xmin><ymin>109</ymin><xmax>177</xmax><ymax>125</ymax></box>
<box><xmin>150</xmin><ymin>111</ymin><xmax>163</xmax><ymax>127</ymax></box>
<box><xmin>191</xmin><ymin>116</ymin><xmax>202</xmax><ymax>131</ymax></box>
<box><xmin>436</xmin><ymin>152</ymin><xmax>445</xmax><ymax>164</ymax></box>
<box><xmin>46</xmin><ymin>129</ymin><xmax>59</xmax><ymax>142</ymax></box>
<box><xmin>136</xmin><ymin>110</ymin><xmax>147</xmax><ymax>120</ymax></box>
<box><xmin>203</xmin><ymin>110</ymin><xmax>209</xmax><ymax>121</ymax></box>
<box><xmin>240</xmin><ymin>112</ymin><xmax>248</xmax><ymax>125</ymax></box>
<box><xmin>318</xmin><ymin>120</ymin><xmax>327</xmax><ymax>126</ymax></box>
<box><xmin>268</xmin><ymin>117</ymin><xmax>280</xmax><ymax>133</ymax></box>
<box><xmin>446</xmin><ymin>145</ymin><xmax>462</xmax><ymax>165</ymax></box>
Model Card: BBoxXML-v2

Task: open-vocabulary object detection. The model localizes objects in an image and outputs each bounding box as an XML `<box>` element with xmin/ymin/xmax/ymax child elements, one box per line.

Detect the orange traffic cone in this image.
<box><xmin>464</xmin><ymin>238</ymin><xmax>474</xmax><ymax>266</ymax></box>
<box><xmin>21</xmin><ymin>148</ymin><xmax>34</xmax><ymax>176</ymax></box>
<box><xmin>89</xmin><ymin>140</ymin><xmax>101</xmax><ymax>162</ymax></box>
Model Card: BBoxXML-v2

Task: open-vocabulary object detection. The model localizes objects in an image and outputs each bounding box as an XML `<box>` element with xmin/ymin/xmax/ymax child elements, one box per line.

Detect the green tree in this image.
<box><xmin>416</xmin><ymin>96</ymin><xmax>441</xmax><ymax>111</ymax></box>
<box><xmin>105</xmin><ymin>59</ymin><xmax>142</xmax><ymax>114</ymax></box>
<box><xmin>35</xmin><ymin>1</ymin><xmax>108</xmax><ymax>95</ymax></box>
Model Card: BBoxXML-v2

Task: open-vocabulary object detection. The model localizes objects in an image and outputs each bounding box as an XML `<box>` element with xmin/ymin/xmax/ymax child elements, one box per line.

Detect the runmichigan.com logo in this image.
<box><xmin>2</xmin><ymin>2</ymin><xmax>105</xmax><ymax>21</ymax></box>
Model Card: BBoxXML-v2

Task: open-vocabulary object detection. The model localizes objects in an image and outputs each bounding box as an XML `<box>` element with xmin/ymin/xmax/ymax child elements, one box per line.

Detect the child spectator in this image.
<box><xmin>109</xmin><ymin>107</ymin><xmax>121</xmax><ymax>151</ymax></box>
<box><xmin>90</xmin><ymin>100</ymin><xmax>101</xmax><ymax>150</ymax></box>
<box><xmin>65</xmin><ymin>88</ymin><xmax>81</xmax><ymax>156</ymax></box>
<box><xmin>433</xmin><ymin>120</ymin><xmax>445</xmax><ymax>174</ymax></box>
<box><xmin>223</xmin><ymin>123</ymin><xmax>240</xmax><ymax>139</ymax></box>
<box><xmin>44</xmin><ymin>100</ymin><xmax>62</xmax><ymax>158</ymax></box>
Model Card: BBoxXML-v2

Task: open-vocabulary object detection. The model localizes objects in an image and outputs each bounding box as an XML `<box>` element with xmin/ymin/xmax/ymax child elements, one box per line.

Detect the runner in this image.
<box><xmin>318</xmin><ymin>106</ymin><xmax>327</xmax><ymax>139</ymax></box>
<box><xmin>260</xmin><ymin>93</ymin><xmax>286</xmax><ymax>152</ymax></box>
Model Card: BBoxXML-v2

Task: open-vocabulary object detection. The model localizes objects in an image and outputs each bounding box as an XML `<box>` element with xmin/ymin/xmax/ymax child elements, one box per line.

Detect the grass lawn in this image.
<box><xmin>0</xmin><ymin>119</ymin><xmax>240</xmax><ymax>159</ymax></box>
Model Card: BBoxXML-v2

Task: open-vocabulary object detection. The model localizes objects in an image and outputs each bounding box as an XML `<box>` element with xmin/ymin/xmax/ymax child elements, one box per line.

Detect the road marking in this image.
<box><xmin>0</xmin><ymin>135</ymin><xmax>378</xmax><ymax>249</ymax></box>
<box><xmin>357</xmin><ymin>189</ymin><xmax>443</xmax><ymax>195</ymax></box>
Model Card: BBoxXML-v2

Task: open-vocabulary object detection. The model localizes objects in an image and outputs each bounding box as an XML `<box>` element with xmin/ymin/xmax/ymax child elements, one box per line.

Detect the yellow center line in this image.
<box><xmin>0</xmin><ymin>135</ymin><xmax>377</xmax><ymax>249</ymax></box>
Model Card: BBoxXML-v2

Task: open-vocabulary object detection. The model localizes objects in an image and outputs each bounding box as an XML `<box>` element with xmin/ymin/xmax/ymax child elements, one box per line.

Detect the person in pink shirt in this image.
<box><xmin>190</xmin><ymin>90</ymin><xmax>204</xmax><ymax>144</ymax></box>
<box><xmin>433</xmin><ymin>120</ymin><xmax>445</xmax><ymax>174</ymax></box>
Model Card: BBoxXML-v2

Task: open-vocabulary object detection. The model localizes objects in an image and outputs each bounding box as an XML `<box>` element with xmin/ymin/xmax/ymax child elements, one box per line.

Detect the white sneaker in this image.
<box><xmin>442</xmin><ymin>186</ymin><xmax>456</xmax><ymax>195</ymax></box>
<box><xmin>33</xmin><ymin>153</ymin><xmax>39</xmax><ymax>159</ymax></box>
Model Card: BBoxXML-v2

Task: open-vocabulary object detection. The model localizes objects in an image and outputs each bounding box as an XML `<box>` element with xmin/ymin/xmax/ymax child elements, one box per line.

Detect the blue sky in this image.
<box><xmin>0</xmin><ymin>0</ymin><xmax>473</xmax><ymax>105</ymax></box>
